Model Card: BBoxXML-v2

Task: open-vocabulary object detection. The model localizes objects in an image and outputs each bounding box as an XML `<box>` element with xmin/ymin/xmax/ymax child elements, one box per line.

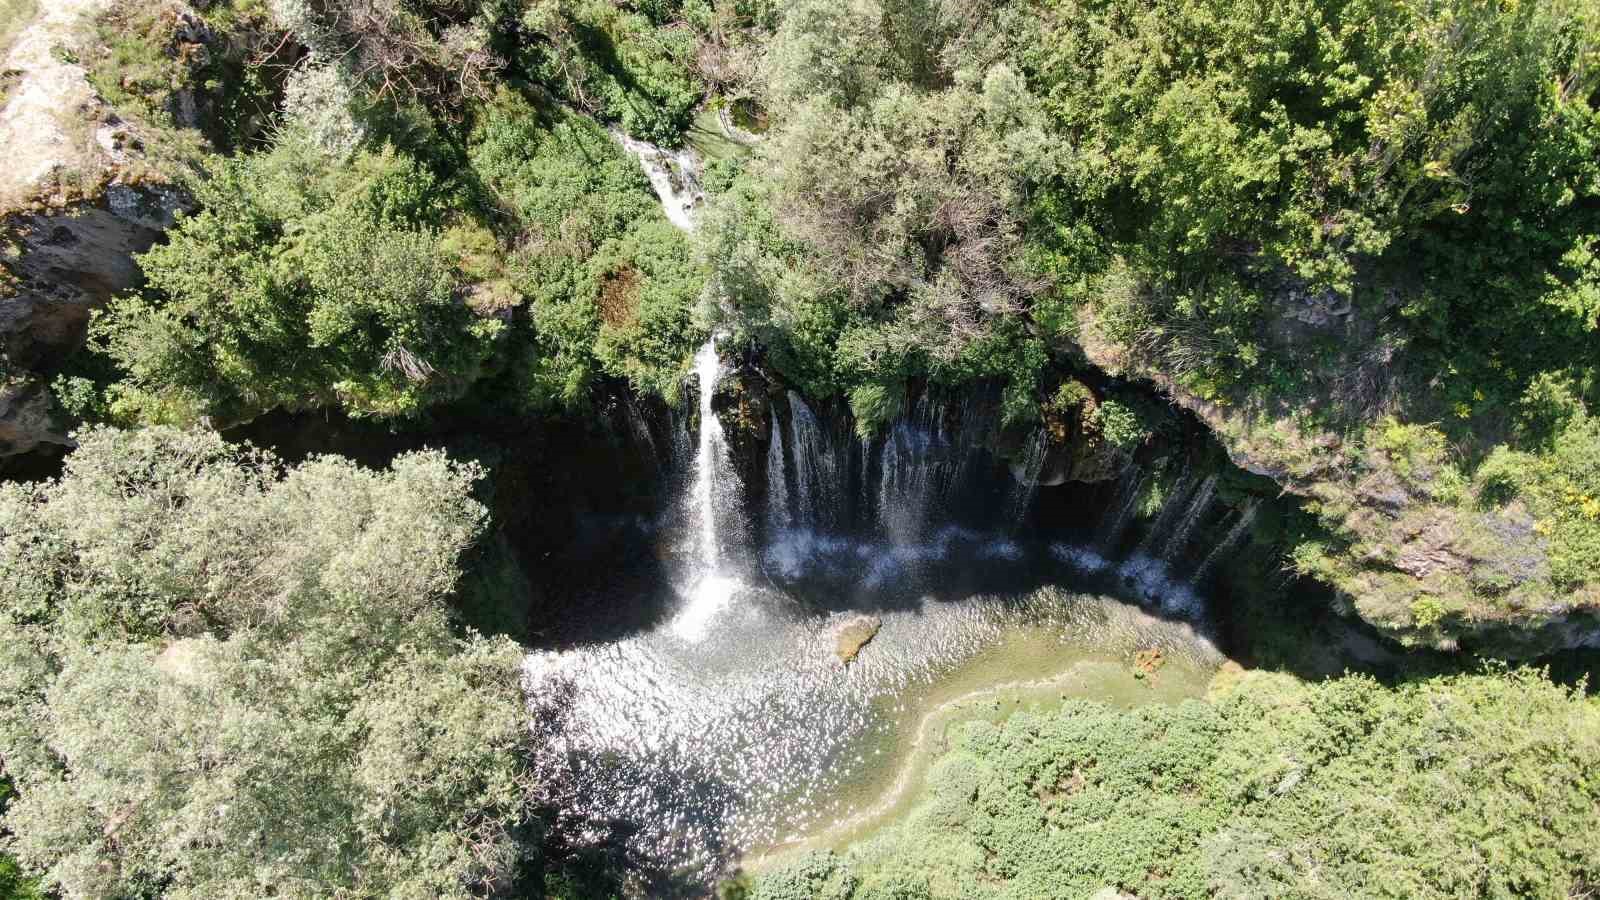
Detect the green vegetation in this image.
<box><xmin>704</xmin><ymin>0</ymin><xmax>1055</xmax><ymax>422</ymax></box>
<box><xmin>0</xmin><ymin>780</ymin><xmax>40</xmax><ymax>900</ymax></box>
<box><xmin>80</xmin><ymin>0</ymin><xmax>290</xmax><ymax>160</ymax></box>
<box><xmin>0</xmin><ymin>427</ymin><xmax>536</xmax><ymax>897</ymax></box>
<box><xmin>85</xmin><ymin>136</ymin><xmax>505</xmax><ymax>425</ymax></box>
<box><xmin>519</xmin><ymin>0</ymin><xmax>705</xmax><ymax>143</ymax></box>
<box><xmin>5</xmin><ymin>0</ymin><xmax>1600</xmax><ymax>891</ymax></box>
<box><xmin>468</xmin><ymin>89</ymin><xmax>705</xmax><ymax>408</ymax></box>
<box><xmin>58</xmin><ymin>0</ymin><xmax>719</xmax><ymax>428</ymax></box>
<box><xmin>752</xmin><ymin>667</ymin><xmax>1600</xmax><ymax>899</ymax></box>
<box><xmin>684</xmin><ymin>0</ymin><xmax>1600</xmax><ymax>646</ymax></box>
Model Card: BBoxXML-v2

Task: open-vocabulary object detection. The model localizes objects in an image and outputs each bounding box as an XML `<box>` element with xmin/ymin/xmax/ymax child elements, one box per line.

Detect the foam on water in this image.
<box><xmin>614</xmin><ymin>130</ymin><xmax>703</xmax><ymax>230</ymax></box>
<box><xmin>1050</xmin><ymin>542</ymin><xmax>1113</xmax><ymax>573</ymax></box>
<box><xmin>529</xmin><ymin>159</ymin><xmax>1250</xmax><ymax>894</ymax></box>
<box><xmin>670</xmin><ymin>574</ymin><xmax>742</xmax><ymax>642</ymax></box>
<box><xmin>1117</xmin><ymin>552</ymin><xmax>1204</xmax><ymax>618</ymax></box>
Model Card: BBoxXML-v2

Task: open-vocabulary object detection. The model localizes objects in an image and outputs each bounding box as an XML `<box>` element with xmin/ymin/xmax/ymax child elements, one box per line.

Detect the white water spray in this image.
<box><xmin>766</xmin><ymin>414</ymin><xmax>791</xmax><ymax>534</ymax></box>
<box><xmin>1136</xmin><ymin>471</ymin><xmax>1196</xmax><ymax>558</ymax></box>
<box><xmin>673</xmin><ymin>336</ymin><xmax>743</xmax><ymax>641</ymax></box>
<box><xmin>1160</xmin><ymin>474</ymin><xmax>1218</xmax><ymax>565</ymax></box>
<box><xmin>788</xmin><ymin>392</ymin><xmax>840</xmax><ymax>529</ymax></box>
<box><xmin>1190</xmin><ymin>501</ymin><xmax>1258</xmax><ymax>586</ymax></box>
<box><xmin>619</xmin><ymin>130</ymin><xmax>740</xmax><ymax>641</ymax></box>
<box><xmin>614</xmin><ymin>130</ymin><xmax>704</xmax><ymax>230</ymax></box>
<box><xmin>1004</xmin><ymin>426</ymin><xmax>1049</xmax><ymax>529</ymax></box>
<box><xmin>1096</xmin><ymin>471</ymin><xmax>1146</xmax><ymax>553</ymax></box>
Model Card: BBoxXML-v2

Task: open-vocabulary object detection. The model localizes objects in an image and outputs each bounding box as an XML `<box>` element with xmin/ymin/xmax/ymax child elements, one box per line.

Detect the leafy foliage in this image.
<box><xmin>517</xmin><ymin>0</ymin><xmax>704</xmax><ymax>144</ymax></box>
<box><xmin>1091</xmin><ymin>399</ymin><xmax>1146</xmax><ymax>453</ymax></box>
<box><xmin>269</xmin><ymin>0</ymin><xmax>507</xmax><ymax>114</ymax></box>
<box><xmin>91</xmin><ymin>137</ymin><xmax>503</xmax><ymax>425</ymax></box>
<box><xmin>81</xmin><ymin>0</ymin><xmax>293</xmax><ymax>160</ymax></box>
<box><xmin>0</xmin><ymin>780</ymin><xmax>40</xmax><ymax>900</ymax></box>
<box><xmin>754</xmin><ymin>668</ymin><xmax>1600</xmax><ymax>900</ymax></box>
<box><xmin>468</xmin><ymin>90</ymin><xmax>705</xmax><ymax>409</ymax></box>
<box><xmin>702</xmin><ymin>1</ymin><xmax>1058</xmax><ymax>428</ymax></box>
<box><xmin>1475</xmin><ymin>412</ymin><xmax>1600</xmax><ymax>586</ymax></box>
<box><xmin>0</xmin><ymin>427</ymin><xmax>536</xmax><ymax>898</ymax></box>
<box><xmin>689</xmin><ymin>0</ymin><xmax>1600</xmax><ymax>635</ymax></box>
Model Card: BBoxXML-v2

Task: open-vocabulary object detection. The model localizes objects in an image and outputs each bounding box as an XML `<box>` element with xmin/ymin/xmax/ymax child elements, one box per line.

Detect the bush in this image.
<box><xmin>848</xmin><ymin>381</ymin><xmax>905</xmax><ymax>437</ymax></box>
<box><xmin>82</xmin><ymin>0</ymin><xmax>291</xmax><ymax>157</ymax></box>
<box><xmin>754</xmin><ymin>668</ymin><xmax>1600</xmax><ymax>899</ymax></box>
<box><xmin>1092</xmin><ymin>399</ymin><xmax>1147</xmax><ymax>452</ymax></box>
<box><xmin>516</xmin><ymin>0</ymin><xmax>703</xmax><ymax>144</ymax></box>
<box><xmin>470</xmin><ymin>90</ymin><xmax>706</xmax><ymax>410</ymax></box>
<box><xmin>1479</xmin><ymin>414</ymin><xmax>1600</xmax><ymax>586</ymax></box>
<box><xmin>92</xmin><ymin>138</ymin><xmax>502</xmax><ymax>425</ymax></box>
<box><xmin>0</xmin><ymin>427</ymin><xmax>536</xmax><ymax>898</ymax></box>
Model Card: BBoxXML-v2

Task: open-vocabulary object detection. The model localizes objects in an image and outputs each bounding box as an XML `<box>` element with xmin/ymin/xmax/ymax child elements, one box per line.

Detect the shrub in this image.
<box><xmin>470</xmin><ymin>90</ymin><xmax>706</xmax><ymax>410</ymax></box>
<box><xmin>848</xmin><ymin>381</ymin><xmax>905</xmax><ymax>437</ymax></box>
<box><xmin>92</xmin><ymin>137</ymin><xmax>501</xmax><ymax>425</ymax></box>
<box><xmin>1092</xmin><ymin>399</ymin><xmax>1148</xmax><ymax>452</ymax></box>
<box><xmin>1483</xmin><ymin>414</ymin><xmax>1600</xmax><ymax>586</ymax></box>
<box><xmin>516</xmin><ymin>0</ymin><xmax>703</xmax><ymax>144</ymax></box>
<box><xmin>754</xmin><ymin>668</ymin><xmax>1600</xmax><ymax>899</ymax></box>
<box><xmin>0</xmin><ymin>427</ymin><xmax>537</xmax><ymax>898</ymax></box>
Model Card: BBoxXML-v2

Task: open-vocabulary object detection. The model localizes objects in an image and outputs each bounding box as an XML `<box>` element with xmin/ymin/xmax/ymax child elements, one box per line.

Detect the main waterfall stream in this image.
<box><xmin>522</xmin><ymin>142</ymin><xmax>1241</xmax><ymax>894</ymax></box>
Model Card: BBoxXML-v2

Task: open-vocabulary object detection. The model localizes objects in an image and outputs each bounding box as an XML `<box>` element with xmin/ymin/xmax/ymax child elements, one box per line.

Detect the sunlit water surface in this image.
<box><xmin>523</xmin><ymin>533</ymin><xmax>1225</xmax><ymax>893</ymax></box>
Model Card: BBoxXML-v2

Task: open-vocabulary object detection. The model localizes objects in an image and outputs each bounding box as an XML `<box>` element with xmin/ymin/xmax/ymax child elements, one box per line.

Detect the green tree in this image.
<box><xmin>704</xmin><ymin>0</ymin><xmax>1059</xmax><ymax>426</ymax></box>
<box><xmin>470</xmin><ymin>90</ymin><xmax>705</xmax><ymax>410</ymax></box>
<box><xmin>94</xmin><ymin>138</ymin><xmax>504</xmax><ymax>426</ymax></box>
<box><xmin>0</xmin><ymin>427</ymin><xmax>536</xmax><ymax>898</ymax></box>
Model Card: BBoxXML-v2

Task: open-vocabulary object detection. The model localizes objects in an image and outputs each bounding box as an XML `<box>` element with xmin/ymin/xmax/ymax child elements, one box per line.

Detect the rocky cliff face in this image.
<box><xmin>0</xmin><ymin>0</ymin><xmax>186</xmax><ymax>460</ymax></box>
<box><xmin>1073</xmin><ymin>295</ymin><xmax>1600</xmax><ymax>658</ymax></box>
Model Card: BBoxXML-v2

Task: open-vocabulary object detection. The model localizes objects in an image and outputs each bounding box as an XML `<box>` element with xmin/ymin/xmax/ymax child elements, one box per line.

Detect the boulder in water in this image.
<box><xmin>834</xmin><ymin>614</ymin><xmax>882</xmax><ymax>664</ymax></box>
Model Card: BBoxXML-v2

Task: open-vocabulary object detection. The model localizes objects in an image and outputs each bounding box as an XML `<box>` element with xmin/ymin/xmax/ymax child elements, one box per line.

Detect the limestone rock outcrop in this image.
<box><xmin>0</xmin><ymin>0</ymin><xmax>187</xmax><ymax>459</ymax></box>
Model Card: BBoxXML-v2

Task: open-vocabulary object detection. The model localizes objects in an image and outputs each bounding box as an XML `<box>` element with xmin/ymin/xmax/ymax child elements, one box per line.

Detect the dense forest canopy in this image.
<box><xmin>1</xmin><ymin>0</ymin><xmax>1599</xmax><ymax>896</ymax></box>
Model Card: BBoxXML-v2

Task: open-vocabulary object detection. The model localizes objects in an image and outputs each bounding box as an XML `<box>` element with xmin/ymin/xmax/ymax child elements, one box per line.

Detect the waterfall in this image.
<box><xmin>1096</xmin><ymin>472</ymin><xmax>1146</xmax><ymax>554</ymax></box>
<box><xmin>672</xmin><ymin>337</ymin><xmax>742</xmax><ymax>640</ymax></box>
<box><xmin>879</xmin><ymin>421</ymin><xmax>934</xmax><ymax>544</ymax></box>
<box><xmin>614</xmin><ymin>130</ymin><xmax>703</xmax><ymax>230</ymax></box>
<box><xmin>1159</xmin><ymin>474</ymin><xmax>1218</xmax><ymax>566</ymax></box>
<box><xmin>687</xmin><ymin>340</ymin><xmax>732</xmax><ymax>572</ymax></box>
<box><xmin>878</xmin><ymin>393</ymin><xmax>950</xmax><ymax>543</ymax></box>
<box><xmin>1135</xmin><ymin>472</ymin><xmax>1197</xmax><ymax>558</ymax></box>
<box><xmin>857</xmin><ymin>435</ymin><xmax>874</xmax><ymax>530</ymax></box>
<box><xmin>1190</xmin><ymin>501</ymin><xmax>1258</xmax><ymax>586</ymax></box>
<box><xmin>1004</xmin><ymin>426</ymin><xmax>1048</xmax><ymax>530</ymax></box>
<box><xmin>788</xmin><ymin>392</ymin><xmax>840</xmax><ymax>531</ymax></box>
<box><xmin>947</xmin><ymin>392</ymin><xmax>997</xmax><ymax>497</ymax></box>
<box><xmin>766</xmin><ymin>414</ymin><xmax>791</xmax><ymax>534</ymax></box>
<box><xmin>618</xmin><ymin>124</ymin><xmax>741</xmax><ymax>638</ymax></box>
